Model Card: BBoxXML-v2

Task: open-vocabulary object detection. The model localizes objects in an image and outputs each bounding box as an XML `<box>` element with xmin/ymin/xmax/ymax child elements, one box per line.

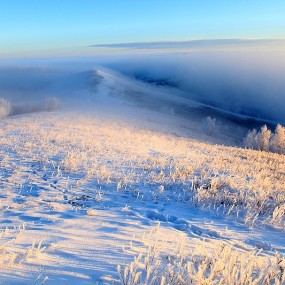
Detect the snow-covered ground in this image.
<box><xmin>0</xmin><ymin>69</ymin><xmax>284</xmax><ymax>284</ymax></box>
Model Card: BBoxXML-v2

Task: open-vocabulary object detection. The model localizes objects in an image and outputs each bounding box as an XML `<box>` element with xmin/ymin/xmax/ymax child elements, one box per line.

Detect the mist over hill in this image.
<box><xmin>0</xmin><ymin>49</ymin><xmax>285</xmax><ymax>127</ymax></box>
<box><xmin>102</xmin><ymin>51</ymin><xmax>285</xmax><ymax>125</ymax></box>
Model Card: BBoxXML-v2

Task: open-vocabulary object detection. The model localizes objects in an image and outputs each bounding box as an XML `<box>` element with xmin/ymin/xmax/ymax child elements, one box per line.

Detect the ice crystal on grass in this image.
<box><xmin>118</xmin><ymin>228</ymin><xmax>285</xmax><ymax>285</ymax></box>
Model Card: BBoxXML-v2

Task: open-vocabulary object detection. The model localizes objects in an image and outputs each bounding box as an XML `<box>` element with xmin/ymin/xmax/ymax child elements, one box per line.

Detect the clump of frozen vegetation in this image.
<box><xmin>205</xmin><ymin>116</ymin><xmax>217</xmax><ymax>136</ymax></box>
<box><xmin>44</xmin><ymin>97</ymin><xmax>60</xmax><ymax>111</ymax></box>
<box><xmin>271</xmin><ymin>124</ymin><xmax>285</xmax><ymax>154</ymax></box>
<box><xmin>0</xmin><ymin>226</ymin><xmax>45</xmax><ymax>268</ymax></box>
<box><xmin>118</xmin><ymin>228</ymin><xmax>285</xmax><ymax>285</ymax></box>
<box><xmin>244</xmin><ymin>124</ymin><xmax>285</xmax><ymax>154</ymax></box>
<box><xmin>0</xmin><ymin>98</ymin><xmax>11</xmax><ymax>119</ymax></box>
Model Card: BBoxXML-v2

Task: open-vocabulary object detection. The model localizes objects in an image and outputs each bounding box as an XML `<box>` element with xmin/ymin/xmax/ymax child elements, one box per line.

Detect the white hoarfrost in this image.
<box><xmin>244</xmin><ymin>123</ymin><xmax>285</xmax><ymax>154</ymax></box>
<box><xmin>271</xmin><ymin>124</ymin><xmax>285</xmax><ymax>154</ymax></box>
<box><xmin>0</xmin><ymin>109</ymin><xmax>284</xmax><ymax>284</ymax></box>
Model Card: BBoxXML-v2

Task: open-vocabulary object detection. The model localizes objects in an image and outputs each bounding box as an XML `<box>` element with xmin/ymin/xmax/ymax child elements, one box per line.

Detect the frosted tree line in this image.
<box><xmin>0</xmin><ymin>97</ymin><xmax>59</xmax><ymax>118</ymax></box>
<box><xmin>244</xmin><ymin>124</ymin><xmax>285</xmax><ymax>154</ymax></box>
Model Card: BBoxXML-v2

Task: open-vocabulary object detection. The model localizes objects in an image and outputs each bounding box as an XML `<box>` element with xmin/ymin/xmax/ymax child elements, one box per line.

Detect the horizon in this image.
<box><xmin>1</xmin><ymin>38</ymin><xmax>285</xmax><ymax>61</ymax></box>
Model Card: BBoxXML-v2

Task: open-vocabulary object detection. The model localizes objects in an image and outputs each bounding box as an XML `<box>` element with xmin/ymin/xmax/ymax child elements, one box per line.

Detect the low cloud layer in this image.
<box><xmin>104</xmin><ymin>51</ymin><xmax>285</xmax><ymax>124</ymax></box>
<box><xmin>91</xmin><ymin>39</ymin><xmax>285</xmax><ymax>51</ymax></box>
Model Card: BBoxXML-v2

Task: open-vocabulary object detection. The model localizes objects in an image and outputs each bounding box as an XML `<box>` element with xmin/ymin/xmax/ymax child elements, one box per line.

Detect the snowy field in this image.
<box><xmin>0</xmin><ymin>67</ymin><xmax>285</xmax><ymax>284</ymax></box>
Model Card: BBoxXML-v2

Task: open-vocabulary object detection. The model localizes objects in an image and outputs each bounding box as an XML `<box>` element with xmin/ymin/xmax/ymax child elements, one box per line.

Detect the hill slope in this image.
<box><xmin>0</xmin><ymin>106</ymin><xmax>284</xmax><ymax>284</ymax></box>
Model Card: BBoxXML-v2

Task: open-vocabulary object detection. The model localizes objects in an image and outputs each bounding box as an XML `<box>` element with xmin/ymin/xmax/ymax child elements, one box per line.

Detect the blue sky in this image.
<box><xmin>1</xmin><ymin>0</ymin><xmax>285</xmax><ymax>58</ymax></box>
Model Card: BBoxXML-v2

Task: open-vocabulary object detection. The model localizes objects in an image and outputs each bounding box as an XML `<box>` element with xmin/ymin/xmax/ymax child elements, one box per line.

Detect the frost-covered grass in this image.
<box><xmin>118</xmin><ymin>227</ymin><xmax>285</xmax><ymax>285</ymax></box>
<box><xmin>0</xmin><ymin>225</ymin><xmax>45</xmax><ymax>268</ymax></box>
<box><xmin>0</xmin><ymin>110</ymin><xmax>284</xmax><ymax>284</ymax></box>
<box><xmin>1</xmin><ymin>111</ymin><xmax>283</xmax><ymax>228</ymax></box>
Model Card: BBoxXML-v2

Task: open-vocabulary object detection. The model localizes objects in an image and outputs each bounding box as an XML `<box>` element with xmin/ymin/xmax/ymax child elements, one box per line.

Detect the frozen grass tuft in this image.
<box><xmin>118</xmin><ymin>228</ymin><xmax>285</xmax><ymax>285</ymax></box>
<box><xmin>0</xmin><ymin>226</ymin><xmax>46</xmax><ymax>269</ymax></box>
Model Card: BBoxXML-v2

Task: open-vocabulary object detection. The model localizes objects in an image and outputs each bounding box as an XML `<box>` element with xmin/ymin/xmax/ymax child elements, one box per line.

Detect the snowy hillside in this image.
<box><xmin>0</xmin><ymin>68</ymin><xmax>284</xmax><ymax>284</ymax></box>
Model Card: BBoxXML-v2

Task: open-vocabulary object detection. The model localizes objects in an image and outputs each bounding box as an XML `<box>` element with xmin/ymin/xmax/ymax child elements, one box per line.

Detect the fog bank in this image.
<box><xmin>0</xmin><ymin>49</ymin><xmax>284</xmax><ymax>125</ymax></box>
<box><xmin>104</xmin><ymin>51</ymin><xmax>285</xmax><ymax>124</ymax></box>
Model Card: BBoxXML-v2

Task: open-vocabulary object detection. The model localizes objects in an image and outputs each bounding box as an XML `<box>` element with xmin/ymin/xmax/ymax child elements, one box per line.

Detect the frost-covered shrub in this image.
<box><xmin>0</xmin><ymin>98</ymin><xmax>11</xmax><ymax>119</ymax></box>
<box><xmin>205</xmin><ymin>116</ymin><xmax>217</xmax><ymax>136</ymax></box>
<box><xmin>45</xmin><ymin>97</ymin><xmax>60</xmax><ymax>111</ymax></box>
<box><xmin>244</xmin><ymin>129</ymin><xmax>258</xmax><ymax>149</ymax></box>
<box><xmin>244</xmin><ymin>124</ymin><xmax>285</xmax><ymax>154</ymax></box>
<box><xmin>270</xmin><ymin>124</ymin><xmax>285</xmax><ymax>154</ymax></box>
<box><xmin>257</xmin><ymin>125</ymin><xmax>271</xmax><ymax>151</ymax></box>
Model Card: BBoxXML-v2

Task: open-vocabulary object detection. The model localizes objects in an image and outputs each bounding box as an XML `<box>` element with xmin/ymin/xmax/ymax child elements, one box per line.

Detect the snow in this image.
<box><xmin>0</xmin><ymin>69</ymin><xmax>284</xmax><ymax>284</ymax></box>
